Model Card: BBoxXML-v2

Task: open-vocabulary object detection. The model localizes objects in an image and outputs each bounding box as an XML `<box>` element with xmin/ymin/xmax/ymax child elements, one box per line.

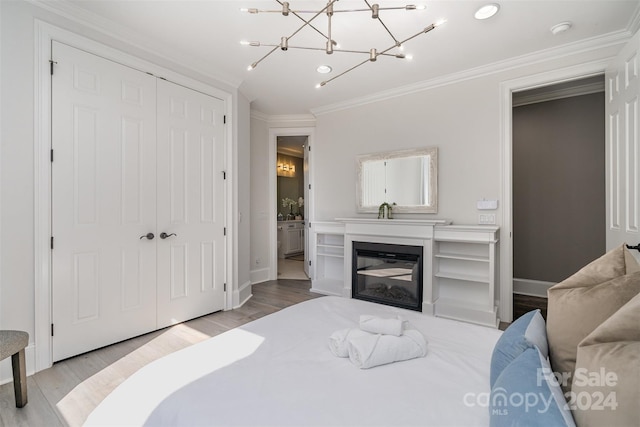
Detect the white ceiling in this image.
<box><xmin>60</xmin><ymin>0</ymin><xmax>639</xmax><ymax>115</ymax></box>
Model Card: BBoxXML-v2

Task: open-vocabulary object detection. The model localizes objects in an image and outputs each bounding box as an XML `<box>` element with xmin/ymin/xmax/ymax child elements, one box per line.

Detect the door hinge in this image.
<box><xmin>51</xmin><ymin>324</ymin><xmax>54</xmax><ymax>337</ymax></box>
<box><xmin>308</xmin><ymin>222</ymin><xmax>311</xmax><ymax>228</ymax></box>
<box><xmin>224</xmin><ymin>283</ymin><xmax>227</xmax><ymax>292</ymax></box>
<box><xmin>223</xmin><ymin>115</ymin><xmax>226</xmax><ymax>124</ymax></box>
<box><xmin>222</xmin><ymin>171</ymin><xmax>226</xmax><ymax>180</ymax></box>
<box><xmin>49</xmin><ymin>60</ymin><xmax>57</xmax><ymax>75</ymax></box>
<box><xmin>50</xmin><ymin>149</ymin><xmax>54</xmax><ymax>162</ymax></box>
<box><xmin>223</xmin><ymin>227</ymin><xmax>227</xmax><ymax>236</ymax></box>
<box><xmin>51</xmin><ymin>236</ymin><xmax>54</xmax><ymax>250</ymax></box>
<box><xmin>308</xmin><ymin>184</ymin><xmax>311</xmax><ymax>190</ymax></box>
<box><xmin>308</xmin><ymin>145</ymin><xmax>311</xmax><ymax>152</ymax></box>
<box><xmin>309</xmin><ymin>260</ymin><xmax>312</xmax><ymax>266</ymax></box>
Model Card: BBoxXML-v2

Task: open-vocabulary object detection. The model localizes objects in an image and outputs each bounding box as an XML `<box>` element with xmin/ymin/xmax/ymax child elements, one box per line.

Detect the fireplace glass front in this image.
<box><xmin>352</xmin><ymin>241</ymin><xmax>423</xmax><ymax>312</ymax></box>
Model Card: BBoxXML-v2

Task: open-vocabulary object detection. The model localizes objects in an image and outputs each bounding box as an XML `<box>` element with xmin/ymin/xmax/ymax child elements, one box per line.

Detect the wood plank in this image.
<box><xmin>0</xmin><ymin>377</ymin><xmax>63</xmax><ymax>427</ymax></box>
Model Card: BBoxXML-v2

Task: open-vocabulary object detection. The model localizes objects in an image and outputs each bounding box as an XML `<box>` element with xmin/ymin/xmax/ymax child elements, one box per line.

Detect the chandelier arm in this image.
<box><xmin>250</xmin><ymin>45</ymin><xmax>281</xmax><ymax>69</ymax></box>
<box><xmin>274</xmin><ymin>0</ymin><xmax>330</xmax><ymax>41</ymax></box>
<box><xmin>364</xmin><ymin>0</ymin><xmax>400</xmax><ymax>46</ymax></box>
<box><xmin>394</xmin><ymin>23</ymin><xmax>437</xmax><ymax>48</ymax></box>
<box><xmin>332</xmin><ymin>7</ymin><xmax>410</xmax><ymax>13</ymax></box>
<box><xmin>255</xmin><ymin>45</ymin><xmax>400</xmax><ymax>57</ymax></box>
<box><xmin>287</xmin><ymin>0</ymin><xmax>339</xmax><ymax>41</ymax></box>
<box><xmin>320</xmin><ymin>57</ymin><xmax>370</xmax><ymax>86</ymax></box>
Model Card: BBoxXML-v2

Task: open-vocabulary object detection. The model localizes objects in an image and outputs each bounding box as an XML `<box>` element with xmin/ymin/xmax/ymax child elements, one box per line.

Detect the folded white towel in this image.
<box><xmin>347</xmin><ymin>329</ymin><xmax>428</xmax><ymax>369</ymax></box>
<box><xmin>328</xmin><ymin>328</ymin><xmax>372</xmax><ymax>358</ymax></box>
<box><xmin>359</xmin><ymin>314</ymin><xmax>405</xmax><ymax>336</ymax></box>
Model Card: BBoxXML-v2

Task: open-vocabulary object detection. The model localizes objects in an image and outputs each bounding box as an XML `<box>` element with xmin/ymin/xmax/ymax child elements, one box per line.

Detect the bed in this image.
<box><xmin>85</xmin><ymin>296</ymin><xmax>502</xmax><ymax>426</ymax></box>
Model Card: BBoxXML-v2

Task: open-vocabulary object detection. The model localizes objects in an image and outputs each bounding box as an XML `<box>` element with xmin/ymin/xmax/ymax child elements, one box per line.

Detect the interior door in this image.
<box><xmin>156</xmin><ymin>79</ymin><xmax>226</xmax><ymax>328</ymax></box>
<box><xmin>51</xmin><ymin>42</ymin><xmax>158</xmax><ymax>361</ymax></box>
<box><xmin>606</xmin><ymin>30</ymin><xmax>640</xmax><ymax>263</ymax></box>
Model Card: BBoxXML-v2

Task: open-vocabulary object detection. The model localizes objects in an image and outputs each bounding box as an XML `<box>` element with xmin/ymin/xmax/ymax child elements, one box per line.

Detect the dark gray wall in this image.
<box><xmin>513</xmin><ymin>92</ymin><xmax>605</xmax><ymax>283</ymax></box>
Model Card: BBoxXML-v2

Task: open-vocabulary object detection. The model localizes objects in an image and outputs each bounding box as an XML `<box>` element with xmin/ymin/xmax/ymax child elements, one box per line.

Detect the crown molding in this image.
<box><xmin>251</xmin><ymin>110</ymin><xmax>316</xmax><ymax>124</ymax></box>
<box><xmin>627</xmin><ymin>2</ymin><xmax>640</xmax><ymax>36</ymax></box>
<box><xmin>512</xmin><ymin>80</ymin><xmax>604</xmax><ymax>107</ymax></box>
<box><xmin>26</xmin><ymin>0</ymin><xmax>242</xmax><ymax>89</ymax></box>
<box><xmin>311</xmin><ymin>29</ymin><xmax>631</xmax><ymax>116</ymax></box>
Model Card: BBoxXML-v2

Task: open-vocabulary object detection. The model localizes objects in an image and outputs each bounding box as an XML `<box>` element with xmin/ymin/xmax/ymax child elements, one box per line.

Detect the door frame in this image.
<box><xmin>499</xmin><ymin>59</ymin><xmax>610</xmax><ymax>322</ymax></box>
<box><xmin>268</xmin><ymin>127</ymin><xmax>315</xmax><ymax>280</ymax></box>
<box><xmin>34</xmin><ymin>21</ymin><xmax>234</xmax><ymax>372</ymax></box>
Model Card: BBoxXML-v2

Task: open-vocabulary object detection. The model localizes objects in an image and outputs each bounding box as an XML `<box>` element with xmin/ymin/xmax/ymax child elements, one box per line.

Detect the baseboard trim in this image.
<box><xmin>233</xmin><ymin>281</ymin><xmax>252</xmax><ymax>309</ymax></box>
<box><xmin>310</xmin><ymin>287</ymin><xmax>342</xmax><ymax>297</ymax></box>
<box><xmin>250</xmin><ymin>267</ymin><xmax>270</xmax><ymax>285</ymax></box>
<box><xmin>0</xmin><ymin>344</ymin><xmax>36</xmax><ymax>386</ymax></box>
<box><xmin>513</xmin><ymin>278</ymin><xmax>555</xmax><ymax>298</ymax></box>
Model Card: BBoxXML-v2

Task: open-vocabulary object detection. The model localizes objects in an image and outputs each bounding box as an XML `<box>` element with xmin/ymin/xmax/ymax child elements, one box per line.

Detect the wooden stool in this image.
<box><xmin>0</xmin><ymin>330</ymin><xmax>28</xmax><ymax>407</ymax></box>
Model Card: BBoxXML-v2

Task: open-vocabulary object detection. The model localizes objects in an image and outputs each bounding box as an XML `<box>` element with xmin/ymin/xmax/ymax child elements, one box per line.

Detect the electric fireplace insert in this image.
<box><xmin>352</xmin><ymin>241</ymin><xmax>423</xmax><ymax>312</ymax></box>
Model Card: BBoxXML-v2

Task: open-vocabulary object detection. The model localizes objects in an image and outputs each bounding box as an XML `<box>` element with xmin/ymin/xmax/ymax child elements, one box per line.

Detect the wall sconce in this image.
<box><xmin>277</xmin><ymin>161</ymin><xmax>296</xmax><ymax>177</ymax></box>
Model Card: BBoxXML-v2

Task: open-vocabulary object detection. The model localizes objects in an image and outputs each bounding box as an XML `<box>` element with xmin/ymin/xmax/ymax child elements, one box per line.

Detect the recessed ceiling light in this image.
<box><xmin>316</xmin><ymin>65</ymin><xmax>332</xmax><ymax>74</ymax></box>
<box><xmin>474</xmin><ymin>3</ymin><xmax>499</xmax><ymax>20</ymax></box>
<box><xmin>550</xmin><ymin>21</ymin><xmax>572</xmax><ymax>35</ymax></box>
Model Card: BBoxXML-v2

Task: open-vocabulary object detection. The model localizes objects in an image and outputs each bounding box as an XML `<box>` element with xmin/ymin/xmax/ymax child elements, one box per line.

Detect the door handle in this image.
<box><xmin>139</xmin><ymin>233</ymin><xmax>155</xmax><ymax>240</ymax></box>
<box><xmin>160</xmin><ymin>232</ymin><xmax>177</xmax><ymax>239</ymax></box>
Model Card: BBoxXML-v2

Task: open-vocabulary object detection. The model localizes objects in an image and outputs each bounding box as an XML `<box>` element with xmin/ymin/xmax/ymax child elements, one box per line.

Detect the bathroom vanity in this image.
<box><xmin>278</xmin><ymin>220</ymin><xmax>305</xmax><ymax>258</ymax></box>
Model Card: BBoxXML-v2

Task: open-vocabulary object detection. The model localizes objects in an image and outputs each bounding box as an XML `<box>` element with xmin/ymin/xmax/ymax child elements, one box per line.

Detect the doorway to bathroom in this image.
<box><xmin>276</xmin><ymin>135</ymin><xmax>310</xmax><ymax>280</ymax></box>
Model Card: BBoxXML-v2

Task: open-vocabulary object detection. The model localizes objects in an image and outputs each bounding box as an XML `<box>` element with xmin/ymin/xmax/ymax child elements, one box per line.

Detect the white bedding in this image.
<box><xmin>85</xmin><ymin>296</ymin><xmax>502</xmax><ymax>426</ymax></box>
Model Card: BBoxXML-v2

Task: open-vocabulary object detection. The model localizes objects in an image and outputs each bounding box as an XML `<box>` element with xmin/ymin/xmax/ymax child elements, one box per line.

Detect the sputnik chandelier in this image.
<box><xmin>241</xmin><ymin>1</ymin><xmax>445</xmax><ymax>88</ymax></box>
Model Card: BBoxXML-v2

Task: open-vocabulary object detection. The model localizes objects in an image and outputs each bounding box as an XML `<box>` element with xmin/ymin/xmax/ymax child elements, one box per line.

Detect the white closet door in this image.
<box><xmin>156</xmin><ymin>79</ymin><xmax>226</xmax><ymax>328</ymax></box>
<box><xmin>606</xmin><ymin>31</ymin><xmax>640</xmax><ymax>263</ymax></box>
<box><xmin>51</xmin><ymin>42</ymin><xmax>158</xmax><ymax>361</ymax></box>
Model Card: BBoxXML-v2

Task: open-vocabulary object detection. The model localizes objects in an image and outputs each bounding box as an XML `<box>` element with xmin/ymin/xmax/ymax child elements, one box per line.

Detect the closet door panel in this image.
<box><xmin>156</xmin><ymin>79</ymin><xmax>226</xmax><ymax>327</ymax></box>
<box><xmin>51</xmin><ymin>42</ymin><xmax>158</xmax><ymax>361</ymax></box>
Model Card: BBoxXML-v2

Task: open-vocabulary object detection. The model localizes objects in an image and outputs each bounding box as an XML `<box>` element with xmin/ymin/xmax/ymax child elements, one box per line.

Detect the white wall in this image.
<box><xmin>312</xmin><ymin>45</ymin><xmax>624</xmax><ymax>225</ymax></box>
<box><xmin>0</xmin><ymin>0</ymin><xmax>248</xmax><ymax>379</ymax></box>
<box><xmin>249</xmin><ymin>117</ymin><xmax>271</xmax><ymax>283</ymax></box>
<box><xmin>314</xmin><ymin>77</ymin><xmax>501</xmax><ymax>223</ymax></box>
<box><xmin>235</xmin><ymin>93</ymin><xmax>252</xmax><ymax>305</ymax></box>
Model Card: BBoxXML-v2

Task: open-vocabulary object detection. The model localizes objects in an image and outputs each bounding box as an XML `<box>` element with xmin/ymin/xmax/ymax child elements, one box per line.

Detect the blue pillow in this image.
<box><xmin>490</xmin><ymin>347</ymin><xmax>575</xmax><ymax>427</ymax></box>
<box><xmin>490</xmin><ymin>309</ymin><xmax>548</xmax><ymax>387</ymax></box>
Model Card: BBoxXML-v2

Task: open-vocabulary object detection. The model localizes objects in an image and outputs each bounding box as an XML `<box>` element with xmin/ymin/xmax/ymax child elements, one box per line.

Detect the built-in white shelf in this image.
<box><xmin>434</xmin><ymin>271</ymin><xmax>490</xmax><ymax>284</ymax></box>
<box><xmin>311</xmin><ymin>222</ymin><xmax>345</xmax><ymax>296</ymax></box>
<box><xmin>435</xmin><ymin>253</ymin><xmax>490</xmax><ymax>263</ymax></box>
<box><xmin>311</xmin><ymin>220</ymin><xmax>500</xmax><ymax>327</ymax></box>
<box><xmin>434</xmin><ymin>225</ymin><xmax>499</xmax><ymax>328</ymax></box>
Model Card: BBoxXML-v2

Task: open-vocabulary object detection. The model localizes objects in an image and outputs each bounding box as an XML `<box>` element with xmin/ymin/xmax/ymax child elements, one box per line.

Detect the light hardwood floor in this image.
<box><xmin>0</xmin><ymin>280</ymin><xmax>321</xmax><ymax>427</ymax></box>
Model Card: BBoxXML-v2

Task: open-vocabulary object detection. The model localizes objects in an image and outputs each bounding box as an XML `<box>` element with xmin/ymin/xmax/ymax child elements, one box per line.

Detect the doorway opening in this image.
<box><xmin>511</xmin><ymin>75</ymin><xmax>605</xmax><ymax>319</ymax></box>
<box><xmin>276</xmin><ymin>135</ymin><xmax>310</xmax><ymax>280</ymax></box>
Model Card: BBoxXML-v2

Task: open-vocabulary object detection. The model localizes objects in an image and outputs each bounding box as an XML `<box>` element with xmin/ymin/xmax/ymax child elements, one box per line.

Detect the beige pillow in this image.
<box><xmin>547</xmin><ymin>245</ymin><xmax>640</xmax><ymax>392</ymax></box>
<box><xmin>571</xmin><ymin>292</ymin><xmax>640</xmax><ymax>427</ymax></box>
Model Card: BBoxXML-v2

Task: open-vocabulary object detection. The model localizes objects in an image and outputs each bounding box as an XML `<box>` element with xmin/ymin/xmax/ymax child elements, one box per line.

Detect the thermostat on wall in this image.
<box><xmin>477</xmin><ymin>199</ymin><xmax>498</xmax><ymax>210</ymax></box>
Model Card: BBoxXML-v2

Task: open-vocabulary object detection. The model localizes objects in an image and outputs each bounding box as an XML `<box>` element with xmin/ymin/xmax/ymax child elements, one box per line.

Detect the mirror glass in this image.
<box><xmin>356</xmin><ymin>147</ymin><xmax>438</xmax><ymax>213</ymax></box>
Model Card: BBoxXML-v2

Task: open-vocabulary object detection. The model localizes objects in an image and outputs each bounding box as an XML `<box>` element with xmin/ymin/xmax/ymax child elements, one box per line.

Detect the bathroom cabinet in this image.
<box><xmin>280</xmin><ymin>221</ymin><xmax>304</xmax><ymax>257</ymax></box>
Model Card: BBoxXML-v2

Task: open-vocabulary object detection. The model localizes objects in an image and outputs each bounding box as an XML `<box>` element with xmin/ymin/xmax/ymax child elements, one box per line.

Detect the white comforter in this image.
<box><xmin>85</xmin><ymin>296</ymin><xmax>502</xmax><ymax>426</ymax></box>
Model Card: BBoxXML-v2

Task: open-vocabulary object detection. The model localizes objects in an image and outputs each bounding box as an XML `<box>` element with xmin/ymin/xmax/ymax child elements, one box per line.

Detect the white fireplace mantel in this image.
<box><xmin>336</xmin><ymin>217</ymin><xmax>451</xmax><ymax>315</ymax></box>
<box><xmin>310</xmin><ymin>218</ymin><xmax>500</xmax><ymax>327</ymax></box>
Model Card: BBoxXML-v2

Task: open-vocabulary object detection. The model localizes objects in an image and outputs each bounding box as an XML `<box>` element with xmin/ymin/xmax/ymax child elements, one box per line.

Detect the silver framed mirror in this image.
<box><xmin>356</xmin><ymin>147</ymin><xmax>438</xmax><ymax>214</ymax></box>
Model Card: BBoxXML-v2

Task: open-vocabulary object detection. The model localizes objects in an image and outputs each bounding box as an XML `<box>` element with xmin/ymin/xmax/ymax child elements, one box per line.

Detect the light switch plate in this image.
<box><xmin>477</xmin><ymin>199</ymin><xmax>498</xmax><ymax>210</ymax></box>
